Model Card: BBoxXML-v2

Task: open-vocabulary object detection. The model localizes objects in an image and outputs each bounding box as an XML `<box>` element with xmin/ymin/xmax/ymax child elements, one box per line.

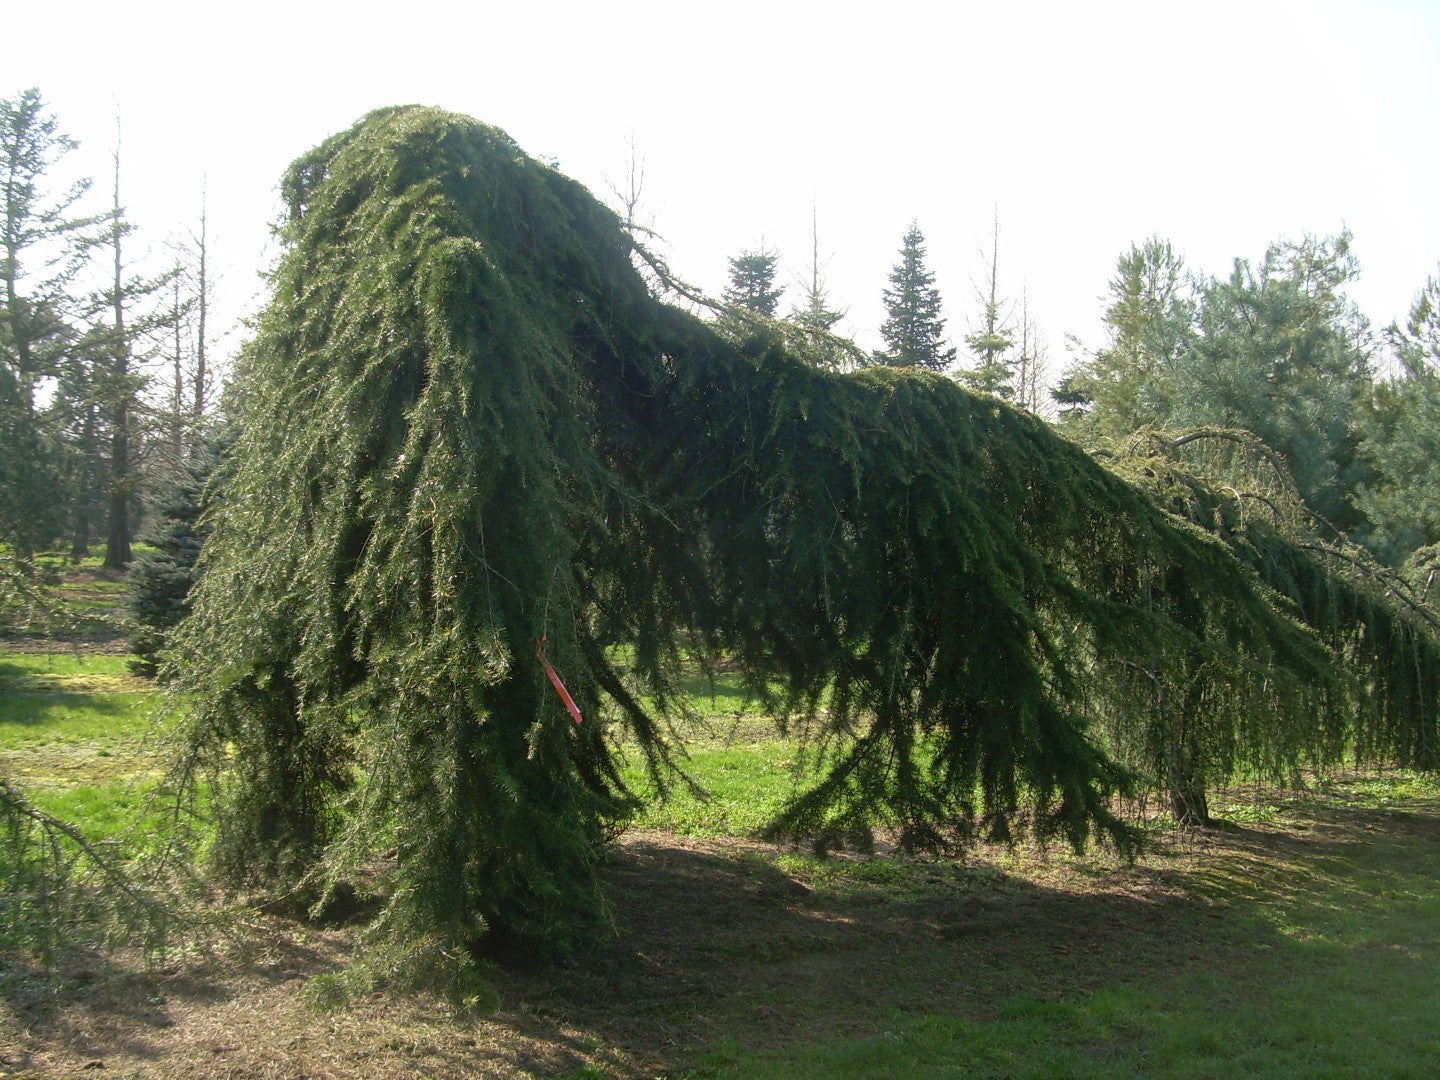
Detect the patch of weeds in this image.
<box><xmin>303</xmin><ymin>970</ymin><xmax>356</xmax><ymax>1012</ymax></box>
<box><xmin>1211</xmin><ymin>798</ymin><xmax>1280</xmax><ymax>825</ymax></box>
<box><xmin>773</xmin><ymin>849</ymin><xmax>967</xmax><ymax>900</ymax></box>
<box><xmin>1321</xmin><ymin>770</ymin><xmax>1440</xmax><ymax>809</ymax></box>
<box><xmin>557</xmin><ymin>1066</ymin><xmax>615</xmax><ymax>1080</ymax></box>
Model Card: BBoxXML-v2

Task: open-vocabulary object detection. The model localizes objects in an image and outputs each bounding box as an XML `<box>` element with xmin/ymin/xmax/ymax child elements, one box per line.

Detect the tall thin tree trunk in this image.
<box><xmin>103</xmin><ymin>132</ymin><xmax>131</xmax><ymax>570</ymax></box>
<box><xmin>191</xmin><ymin>193</ymin><xmax>208</xmax><ymax>448</ymax></box>
<box><xmin>70</xmin><ymin>405</ymin><xmax>97</xmax><ymax>558</ymax></box>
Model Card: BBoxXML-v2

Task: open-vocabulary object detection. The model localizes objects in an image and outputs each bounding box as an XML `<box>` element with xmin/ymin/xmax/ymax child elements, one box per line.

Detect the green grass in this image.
<box><xmin>598</xmin><ymin>666</ymin><xmax>1440</xmax><ymax>1078</ymax></box>
<box><xmin>670</xmin><ymin>776</ymin><xmax>1440</xmax><ymax>1080</ymax></box>
<box><xmin>604</xmin><ymin>672</ymin><xmax>1440</xmax><ymax>1076</ymax></box>
<box><xmin>616</xmin><ymin>664</ymin><xmax>812</xmax><ymax>838</ymax></box>
<box><xmin>0</xmin><ymin>652</ymin><xmax>165</xmax><ymax>831</ymax></box>
<box><xmin>6</xmin><ymin>644</ymin><xmax>1440</xmax><ymax>1077</ymax></box>
<box><xmin>2</xmin><ymin>550</ymin><xmax>133</xmax><ymax>639</ymax></box>
<box><xmin>626</xmin><ymin>740</ymin><xmax>804</xmax><ymax>837</ymax></box>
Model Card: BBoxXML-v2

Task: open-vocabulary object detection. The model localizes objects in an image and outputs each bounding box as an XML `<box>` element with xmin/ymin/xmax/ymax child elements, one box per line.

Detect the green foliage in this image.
<box><xmin>1058</xmin><ymin>234</ymin><xmax>1373</xmax><ymax>536</ymax></box>
<box><xmin>1357</xmin><ymin>271</ymin><xmax>1440</xmax><ymax>563</ymax></box>
<box><xmin>958</xmin><ymin>299</ymin><xmax>1016</xmax><ymax>396</ymax></box>
<box><xmin>1054</xmin><ymin>237</ymin><xmax>1194</xmax><ymax>433</ymax></box>
<box><xmin>789</xmin><ymin>272</ymin><xmax>844</xmax><ymax>334</ymax></box>
<box><xmin>1176</xmin><ymin>233</ymin><xmax>1372</xmax><ymax>533</ymax></box>
<box><xmin>127</xmin><ymin>434</ymin><xmax>222</xmax><ymax>676</ymax></box>
<box><xmin>877</xmin><ymin>222</ymin><xmax>955</xmax><ymax>370</ymax></box>
<box><xmin>0</xmin><ymin>88</ymin><xmax>97</xmax><ymax>558</ymax></box>
<box><xmin>723</xmin><ymin>247</ymin><xmax>784</xmax><ymax>317</ymax></box>
<box><xmin>172</xmin><ymin>106</ymin><xmax>1440</xmax><ymax>971</ymax></box>
<box><xmin>1101</xmin><ymin>428</ymin><xmax>1440</xmax><ymax>819</ymax></box>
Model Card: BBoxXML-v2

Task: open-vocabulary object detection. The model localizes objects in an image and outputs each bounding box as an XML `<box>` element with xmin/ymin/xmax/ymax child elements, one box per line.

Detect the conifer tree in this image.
<box><xmin>93</xmin><ymin>126</ymin><xmax>179</xmax><ymax>568</ymax></box>
<box><xmin>959</xmin><ymin>212</ymin><xmax>1017</xmax><ymax>396</ymax></box>
<box><xmin>878</xmin><ymin>222</ymin><xmax>955</xmax><ymax>370</ymax></box>
<box><xmin>0</xmin><ymin>89</ymin><xmax>100</xmax><ymax>557</ymax></box>
<box><xmin>1174</xmin><ymin>232</ymin><xmax>1372</xmax><ymax>533</ymax></box>
<box><xmin>171</xmin><ymin>108</ymin><xmax>1440</xmax><ymax>978</ymax></box>
<box><xmin>1358</xmin><ymin>271</ymin><xmax>1440</xmax><ymax>562</ymax></box>
<box><xmin>723</xmin><ymin>247</ymin><xmax>783</xmax><ymax>316</ymax></box>
<box><xmin>1053</xmin><ymin>237</ymin><xmax>1194</xmax><ymax>436</ymax></box>
<box><xmin>128</xmin><ymin>432</ymin><xmax>221</xmax><ymax>676</ymax></box>
<box><xmin>790</xmin><ymin>207</ymin><xmax>844</xmax><ymax>333</ymax></box>
<box><xmin>785</xmin><ymin>207</ymin><xmax>851</xmax><ymax>370</ymax></box>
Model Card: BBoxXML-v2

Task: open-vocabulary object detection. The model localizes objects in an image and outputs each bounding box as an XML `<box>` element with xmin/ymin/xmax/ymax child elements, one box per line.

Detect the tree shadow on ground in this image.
<box><xmin>498</xmin><ymin>799</ymin><xmax>1440</xmax><ymax>1076</ymax></box>
<box><xmin>5</xmin><ymin>792</ymin><xmax>1439</xmax><ymax>1079</ymax></box>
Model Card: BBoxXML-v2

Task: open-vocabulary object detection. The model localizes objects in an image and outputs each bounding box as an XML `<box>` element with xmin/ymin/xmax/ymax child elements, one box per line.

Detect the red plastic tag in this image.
<box><xmin>536</xmin><ymin>634</ymin><xmax>583</xmax><ymax>724</ymax></box>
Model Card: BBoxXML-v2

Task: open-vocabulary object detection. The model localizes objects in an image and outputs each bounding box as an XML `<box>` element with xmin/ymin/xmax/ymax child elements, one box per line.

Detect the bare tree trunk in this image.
<box><xmin>191</xmin><ymin>192</ymin><xmax>208</xmax><ymax>448</ymax></box>
<box><xmin>69</xmin><ymin>405</ymin><xmax>97</xmax><ymax>558</ymax></box>
<box><xmin>172</xmin><ymin>276</ymin><xmax>184</xmax><ymax>471</ymax></box>
<box><xmin>103</xmin><ymin>132</ymin><xmax>131</xmax><ymax>570</ymax></box>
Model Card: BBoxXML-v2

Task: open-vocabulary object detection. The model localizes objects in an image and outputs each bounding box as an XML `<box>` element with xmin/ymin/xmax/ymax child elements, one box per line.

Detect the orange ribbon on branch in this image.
<box><xmin>536</xmin><ymin>634</ymin><xmax>583</xmax><ymax>724</ymax></box>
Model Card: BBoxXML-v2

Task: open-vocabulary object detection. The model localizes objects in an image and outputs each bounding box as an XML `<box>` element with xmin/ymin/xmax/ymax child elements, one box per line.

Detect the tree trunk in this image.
<box><xmin>104</xmin><ymin>408</ymin><xmax>131</xmax><ymax>569</ymax></box>
<box><xmin>102</xmin><ymin>137</ymin><xmax>131</xmax><ymax>570</ymax></box>
<box><xmin>70</xmin><ymin>406</ymin><xmax>97</xmax><ymax>558</ymax></box>
<box><xmin>1166</xmin><ymin>724</ymin><xmax>1210</xmax><ymax>826</ymax></box>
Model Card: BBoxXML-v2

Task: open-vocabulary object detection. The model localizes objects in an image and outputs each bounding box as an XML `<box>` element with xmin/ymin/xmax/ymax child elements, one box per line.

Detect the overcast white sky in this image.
<box><xmin>10</xmin><ymin>0</ymin><xmax>1440</xmax><ymax>381</ymax></box>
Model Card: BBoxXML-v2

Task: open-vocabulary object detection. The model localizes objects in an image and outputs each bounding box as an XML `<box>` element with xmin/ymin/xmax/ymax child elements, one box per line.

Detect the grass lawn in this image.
<box><xmin>0</xmin><ymin>652</ymin><xmax>162</xmax><ymax>836</ymax></box>
<box><xmin>3</xmin><ymin>644</ymin><xmax>1440</xmax><ymax>1078</ymax></box>
<box><xmin>684</xmin><ymin>777</ymin><xmax>1440</xmax><ymax>1079</ymax></box>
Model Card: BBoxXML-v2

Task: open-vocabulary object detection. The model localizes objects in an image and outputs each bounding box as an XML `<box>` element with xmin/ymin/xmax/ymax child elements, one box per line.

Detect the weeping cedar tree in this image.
<box><xmin>170</xmin><ymin>108</ymin><xmax>1440</xmax><ymax>973</ymax></box>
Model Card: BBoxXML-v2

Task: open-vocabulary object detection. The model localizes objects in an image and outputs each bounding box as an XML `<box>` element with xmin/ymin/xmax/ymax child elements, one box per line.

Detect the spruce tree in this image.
<box><xmin>723</xmin><ymin>247</ymin><xmax>783</xmax><ymax>316</ymax></box>
<box><xmin>878</xmin><ymin>222</ymin><xmax>955</xmax><ymax>370</ymax></box>
<box><xmin>959</xmin><ymin>212</ymin><xmax>1017</xmax><ymax>397</ymax></box>
<box><xmin>128</xmin><ymin>433</ymin><xmax>221</xmax><ymax>676</ymax></box>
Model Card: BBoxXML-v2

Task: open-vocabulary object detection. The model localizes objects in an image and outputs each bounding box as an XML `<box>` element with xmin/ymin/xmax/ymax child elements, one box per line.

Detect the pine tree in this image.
<box><xmin>959</xmin><ymin>212</ymin><xmax>1017</xmax><ymax>396</ymax></box>
<box><xmin>1054</xmin><ymin>237</ymin><xmax>1195</xmax><ymax>436</ymax></box>
<box><xmin>878</xmin><ymin>222</ymin><xmax>955</xmax><ymax>370</ymax></box>
<box><xmin>0</xmin><ymin>89</ymin><xmax>100</xmax><ymax>557</ymax></box>
<box><xmin>723</xmin><ymin>246</ymin><xmax>783</xmax><ymax>316</ymax></box>
<box><xmin>1174</xmin><ymin>232</ymin><xmax>1372</xmax><ymax>532</ymax></box>
<box><xmin>1357</xmin><ymin>271</ymin><xmax>1440</xmax><ymax>562</ymax></box>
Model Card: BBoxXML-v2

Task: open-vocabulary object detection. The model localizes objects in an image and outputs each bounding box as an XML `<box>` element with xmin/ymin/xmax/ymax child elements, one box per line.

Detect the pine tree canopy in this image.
<box><xmin>879</xmin><ymin>223</ymin><xmax>955</xmax><ymax>370</ymax></box>
<box><xmin>172</xmin><ymin>107</ymin><xmax>1440</xmax><ymax>971</ymax></box>
<box><xmin>723</xmin><ymin>247</ymin><xmax>784</xmax><ymax>317</ymax></box>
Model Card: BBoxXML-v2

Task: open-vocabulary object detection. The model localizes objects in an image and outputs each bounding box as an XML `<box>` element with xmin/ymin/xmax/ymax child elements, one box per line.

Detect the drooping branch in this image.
<box><xmin>168</xmin><ymin>106</ymin><xmax>1440</xmax><ymax>972</ymax></box>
